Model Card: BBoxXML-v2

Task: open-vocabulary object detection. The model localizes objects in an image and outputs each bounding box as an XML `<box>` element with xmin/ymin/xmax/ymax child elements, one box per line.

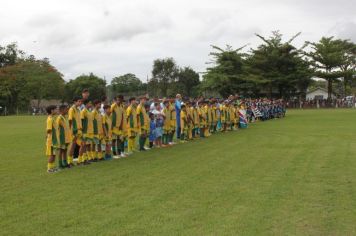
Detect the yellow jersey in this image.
<box><xmin>92</xmin><ymin>108</ymin><xmax>104</xmax><ymax>136</ymax></box>
<box><xmin>126</xmin><ymin>105</ymin><xmax>138</xmax><ymax>129</ymax></box>
<box><xmin>136</xmin><ymin>104</ymin><xmax>148</xmax><ymax>130</ymax></box>
<box><xmin>68</xmin><ymin>105</ymin><xmax>81</xmax><ymax>135</ymax></box>
<box><xmin>81</xmin><ymin>108</ymin><xmax>94</xmax><ymax>135</ymax></box>
<box><xmin>46</xmin><ymin>115</ymin><xmax>58</xmax><ymax>148</ymax></box>
<box><xmin>56</xmin><ymin>114</ymin><xmax>70</xmax><ymax>146</ymax></box>
<box><xmin>102</xmin><ymin>113</ymin><xmax>112</xmax><ymax>139</ymax></box>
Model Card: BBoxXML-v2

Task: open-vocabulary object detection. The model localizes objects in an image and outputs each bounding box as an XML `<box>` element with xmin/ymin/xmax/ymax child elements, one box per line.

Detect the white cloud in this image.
<box><xmin>0</xmin><ymin>0</ymin><xmax>355</xmax><ymax>82</ymax></box>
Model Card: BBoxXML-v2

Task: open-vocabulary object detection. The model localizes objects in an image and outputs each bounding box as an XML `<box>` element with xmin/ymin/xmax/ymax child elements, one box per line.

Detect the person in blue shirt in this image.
<box><xmin>175</xmin><ymin>94</ymin><xmax>182</xmax><ymax>139</ymax></box>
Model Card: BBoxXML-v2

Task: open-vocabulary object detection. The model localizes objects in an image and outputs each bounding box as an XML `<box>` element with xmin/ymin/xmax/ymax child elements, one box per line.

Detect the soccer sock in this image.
<box><xmin>128</xmin><ymin>138</ymin><xmax>134</xmax><ymax>152</ymax></box>
<box><xmin>67</xmin><ymin>155</ymin><xmax>73</xmax><ymax>165</ymax></box>
<box><xmin>121</xmin><ymin>141</ymin><xmax>125</xmax><ymax>154</ymax></box>
<box><xmin>142</xmin><ymin>137</ymin><xmax>147</xmax><ymax>148</ymax></box>
<box><xmin>98</xmin><ymin>152</ymin><xmax>103</xmax><ymax>160</ymax></box>
<box><xmin>62</xmin><ymin>159</ymin><xmax>68</xmax><ymax>167</ymax></box>
<box><xmin>139</xmin><ymin>137</ymin><xmax>144</xmax><ymax>150</ymax></box>
<box><xmin>112</xmin><ymin>140</ymin><xmax>117</xmax><ymax>155</ymax></box>
<box><xmin>47</xmin><ymin>162</ymin><xmax>52</xmax><ymax>170</ymax></box>
<box><xmin>58</xmin><ymin>156</ymin><xmax>63</xmax><ymax>168</ymax></box>
<box><xmin>117</xmin><ymin>140</ymin><xmax>122</xmax><ymax>154</ymax></box>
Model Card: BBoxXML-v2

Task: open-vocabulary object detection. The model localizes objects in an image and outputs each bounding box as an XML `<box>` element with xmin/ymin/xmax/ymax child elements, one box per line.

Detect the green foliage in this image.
<box><xmin>177</xmin><ymin>67</ymin><xmax>200</xmax><ymax>97</ymax></box>
<box><xmin>0</xmin><ymin>56</ymin><xmax>64</xmax><ymax>113</ymax></box>
<box><xmin>247</xmin><ymin>31</ymin><xmax>313</xmax><ymax>98</ymax></box>
<box><xmin>305</xmin><ymin>37</ymin><xmax>355</xmax><ymax>98</ymax></box>
<box><xmin>65</xmin><ymin>73</ymin><xmax>106</xmax><ymax>102</ymax></box>
<box><xmin>202</xmin><ymin>45</ymin><xmax>247</xmax><ymax>97</ymax></box>
<box><xmin>111</xmin><ymin>73</ymin><xmax>145</xmax><ymax>96</ymax></box>
<box><xmin>151</xmin><ymin>58</ymin><xmax>179</xmax><ymax>97</ymax></box>
<box><xmin>0</xmin><ymin>43</ymin><xmax>23</xmax><ymax>68</ymax></box>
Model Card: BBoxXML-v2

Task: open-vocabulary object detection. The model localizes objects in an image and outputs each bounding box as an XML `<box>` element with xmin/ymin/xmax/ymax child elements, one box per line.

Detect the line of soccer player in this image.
<box><xmin>45</xmin><ymin>94</ymin><xmax>286</xmax><ymax>173</ymax></box>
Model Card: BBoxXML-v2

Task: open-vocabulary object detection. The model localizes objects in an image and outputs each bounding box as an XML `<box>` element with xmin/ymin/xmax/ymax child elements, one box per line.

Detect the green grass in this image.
<box><xmin>1</xmin><ymin>109</ymin><xmax>356</xmax><ymax>235</ymax></box>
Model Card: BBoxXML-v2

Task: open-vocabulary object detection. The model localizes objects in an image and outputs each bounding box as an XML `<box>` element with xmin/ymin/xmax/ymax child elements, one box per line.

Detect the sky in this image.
<box><xmin>0</xmin><ymin>0</ymin><xmax>355</xmax><ymax>82</ymax></box>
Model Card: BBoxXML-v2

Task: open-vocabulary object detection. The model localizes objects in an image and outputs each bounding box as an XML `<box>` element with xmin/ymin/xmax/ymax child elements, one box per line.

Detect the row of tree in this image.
<box><xmin>0</xmin><ymin>32</ymin><xmax>355</xmax><ymax>114</ymax></box>
<box><xmin>202</xmin><ymin>32</ymin><xmax>355</xmax><ymax>98</ymax></box>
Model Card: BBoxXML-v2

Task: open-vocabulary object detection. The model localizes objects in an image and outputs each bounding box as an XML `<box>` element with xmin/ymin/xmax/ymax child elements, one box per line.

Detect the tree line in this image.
<box><xmin>0</xmin><ymin>31</ymin><xmax>355</xmax><ymax>114</ymax></box>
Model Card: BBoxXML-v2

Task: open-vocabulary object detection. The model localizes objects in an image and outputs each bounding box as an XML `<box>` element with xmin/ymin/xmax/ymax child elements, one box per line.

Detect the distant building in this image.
<box><xmin>306</xmin><ymin>87</ymin><xmax>336</xmax><ymax>100</ymax></box>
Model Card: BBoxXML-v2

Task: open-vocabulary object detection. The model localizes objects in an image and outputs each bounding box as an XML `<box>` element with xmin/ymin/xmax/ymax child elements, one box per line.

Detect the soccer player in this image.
<box><xmin>192</xmin><ymin>102</ymin><xmax>200</xmax><ymax>138</ymax></box>
<box><xmin>102</xmin><ymin>105</ymin><xmax>113</xmax><ymax>160</ymax></box>
<box><xmin>45</xmin><ymin>105</ymin><xmax>58</xmax><ymax>173</ymax></box>
<box><xmin>136</xmin><ymin>96</ymin><xmax>148</xmax><ymax>151</ymax></box>
<box><xmin>126</xmin><ymin>97</ymin><xmax>138</xmax><ymax>155</ymax></box>
<box><xmin>198</xmin><ymin>101</ymin><xmax>206</xmax><ymax>137</ymax></box>
<box><xmin>162</xmin><ymin>100</ymin><xmax>171</xmax><ymax>146</ymax></box>
<box><xmin>92</xmin><ymin>100</ymin><xmax>104</xmax><ymax>161</ymax></box>
<box><xmin>180</xmin><ymin>104</ymin><xmax>188</xmax><ymax>142</ymax></box>
<box><xmin>169</xmin><ymin>99</ymin><xmax>176</xmax><ymax>145</ymax></box>
<box><xmin>68</xmin><ymin>97</ymin><xmax>82</xmax><ymax>166</ymax></box>
<box><xmin>80</xmin><ymin>99</ymin><xmax>94</xmax><ymax>165</ymax></box>
<box><xmin>56</xmin><ymin>105</ymin><xmax>71</xmax><ymax>169</ymax></box>
<box><xmin>111</xmin><ymin>95</ymin><xmax>126</xmax><ymax>158</ymax></box>
<box><xmin>186</xmin><ymin>102</ymin><xmax>194</xmax><ymax>140</ymax></box>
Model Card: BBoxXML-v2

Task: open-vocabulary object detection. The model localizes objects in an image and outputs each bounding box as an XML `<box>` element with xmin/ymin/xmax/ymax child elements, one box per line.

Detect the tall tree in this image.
<box><xmin>177</xmin><ymin>67</ymin><xmax>200</xmax><ymax>97</ymax></box>
<box><xmin>0</xmin><ymin>58</ymin><xmax>64</xmax><ymax>113</ymax></box>
<box><xmin>337</xmin><ymin>40</ymin><xmax>356</xmax><ymax>96</ymax></box>
<box><xmin>65</xmin><ymin>73</ymin><xmax>106</xmax><ymax>101</ymax></box>
<box><xmin>152</xmin><ymin>58</ymin><xmax>179</xmax><ymax>97</ymax></box>
<box><xmin>0</xmin><ymin>43</ymin><xmax>23</xmax><ymax>68</ymax></box>
<box><xmin>111</xmin><ymin>73</ymin><xmax>143</xmax><ymax>96</ymax></box>
<box><xmin>305</xmin><ymin>37</ymin><xmax>346</xmax><ymax>99</ymax></box>
<box><xmin>247</xmin><ymin>31</ymin><xmax>312</xmax><ymax>98</ymax></box>
<box><xmin>202</xmin><ymin>45</ymin><xmax>247</xmax><ymax>97</ymax></box>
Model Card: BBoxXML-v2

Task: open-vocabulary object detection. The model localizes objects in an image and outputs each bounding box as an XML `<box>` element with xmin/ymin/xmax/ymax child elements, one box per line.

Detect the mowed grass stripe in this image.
<box><xmin>1</xmin><ymin>109</ymin><xmax>356</xmax><ymax>235</ymax></box>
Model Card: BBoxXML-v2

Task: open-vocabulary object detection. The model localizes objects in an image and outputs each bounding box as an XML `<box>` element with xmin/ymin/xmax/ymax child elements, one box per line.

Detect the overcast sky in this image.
<box><xmin>0</xmin><ymin>0</ymin><xmax>355</xmax><ymax>82</ymax></box>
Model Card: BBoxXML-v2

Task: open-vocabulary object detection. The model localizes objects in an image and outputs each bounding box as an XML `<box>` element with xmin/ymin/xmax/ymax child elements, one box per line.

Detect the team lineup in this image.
<box><xmin>45</xmin><ymin>90</ymin><xmax>286</xmax><ymax>173</ymax></box>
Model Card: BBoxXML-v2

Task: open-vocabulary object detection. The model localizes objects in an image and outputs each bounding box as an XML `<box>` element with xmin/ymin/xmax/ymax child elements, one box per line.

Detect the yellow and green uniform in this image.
<box><xmin>103</xmin><ymin>113</ymin><xmax>112</xmax><ymax>142</ymax></box>
<box><xmin>186</xmin><ymin>105</ymin><xmax>194</xmax><ymax>139</ymax></box>
<box><xmin>46</xmin><ymin>115</ymin><xmax>58</xmax><ymax>156</ymax></box>
<box><xmin>193</xmin><ymin>106</ymin><xmax>200</xmax><ymax>129</ymax></box>
<box><xmin>92</xmin><ymin>108</ymin><xmax>104</xmax><ymax>143</ymax></box>
<box><xmin>170</xmin><ymin>103</ymin><xmax>176</xmax><ymax>132</ymax></box>
<box><xmin>81</xmin><ymin>108</ymin><xmax>94</xmax><ymax>141</ymax></box>
<box><xmin>220</xmin><ymin>105</ymin><xmax>226</xmax><ymax>124</ymax></box>
<box><xmin>111</xmin><ymin>103</ymin><xmax>125</xmax><ymax>138</ymax></box>
<box><xmin>56</xmin><ymin>114</ymin><xmax>70</xmax><ymax>149</ymax></box>
<box><xmin>163</xmin><ymin>106</ymin><xmax>171</xmax><ymax>134</ymax></box>
<box><xmin>137</xmin><ymin>103</ymin><xmax>149</xmax><ymax>149</ymax></box>
<box><xmin>126</xmin><ymin>104</ymin><xmax>137</xmax><ymax>152</ymax></box>
<box><xmin>180</xmin><ymin>110</ymin><xmax>188</xmax><ymax>139</ymax></box>
<box><xmin>198</xmin><ymin>106</ymin><xmax>206</xmax><ymax>128</ymax></box>
<box><xmin>137</xmin><ymin>103</ymin><xmax>148</xmax><ymax>135</ymax></box>
<box><xmin>126</xmin><ymin>105</ymin><xmax>138</xmax><ymax>138</ymax></box>
<box><xmin>212</xmin><ymin>105</ymin><xmax>217</xmax><ymax>127</ymax></box>
<box><xmin>68</xmin><ymin>105</ymin><xmax>82</xmax><ymax>143</ymax></box>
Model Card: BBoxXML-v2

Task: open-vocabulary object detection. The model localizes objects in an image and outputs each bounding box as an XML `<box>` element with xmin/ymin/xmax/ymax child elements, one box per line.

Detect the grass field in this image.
<box><xmin>1</xmin><ymin>109</ymin><xmax>356</xmax><ymax>235</ymax></box>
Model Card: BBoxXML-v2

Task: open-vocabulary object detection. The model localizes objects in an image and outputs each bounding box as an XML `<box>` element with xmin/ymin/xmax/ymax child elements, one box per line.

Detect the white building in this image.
<box><xmin>306</xmin><ymin>87</ymin><xmax>336</xmax><ymax>100</ymax></box>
